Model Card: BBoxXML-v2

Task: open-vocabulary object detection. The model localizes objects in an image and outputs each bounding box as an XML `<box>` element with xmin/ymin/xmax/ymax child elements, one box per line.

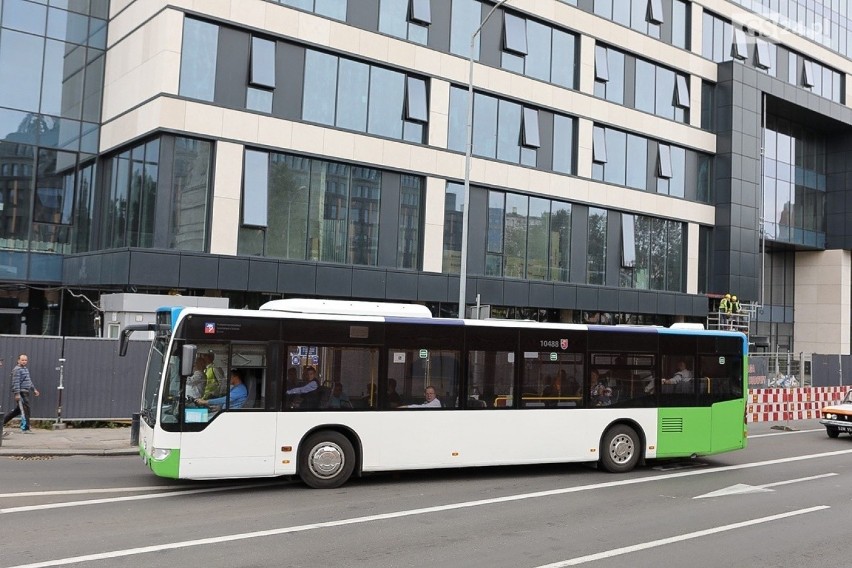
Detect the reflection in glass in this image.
<box><xmin>302</xmin><ymin>50</ymin><xmax>338</xmax><ymax>125</ymax></box>
<box><xmin>0</xmin><ymin>29</ymin><xmax>44</xmax><ymax>113</ymax></box>
<box><xmin>170</xmin><ymin>137</ymin><xmax>211</xmax><ymax>251</ymax></box>
<box><xmin>336</xmin><ymin>59</ymin><xmax>369</xmax><ymax>131</ymax></box>
<box><xmin>587</xmin><ymin>208</ymin><xmax>607</xmax><ymax>285</ymax></box>
<box><xmin>368</xmin><ymin>66</ymin><xmax>405</xmax><ymax>139</ymax></box>
<box><xmin>179</xmin><ymin>18</ymin><xmax>218</xmax><ymax>102</ymax></box>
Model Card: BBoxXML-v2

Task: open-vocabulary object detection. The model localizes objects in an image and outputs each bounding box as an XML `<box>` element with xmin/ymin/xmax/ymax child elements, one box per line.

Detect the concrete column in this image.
<box><xmin>794</xmin><ymin>249</ymin><xmax>851</xmax><ymax>355</ymax></box>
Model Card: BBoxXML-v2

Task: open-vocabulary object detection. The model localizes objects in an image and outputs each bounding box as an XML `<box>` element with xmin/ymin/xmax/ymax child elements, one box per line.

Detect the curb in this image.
<box><xmin>0</xmin><ymin>448</ymin><xmax>139</xmax><ymax>457</ymax></box>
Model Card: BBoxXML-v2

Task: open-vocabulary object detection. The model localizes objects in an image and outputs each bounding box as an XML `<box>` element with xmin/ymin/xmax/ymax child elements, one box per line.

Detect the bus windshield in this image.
<box><xmin>140</xmin><ymin>336</ymin><xmax>168</xmax><ymax>426</ymax></box>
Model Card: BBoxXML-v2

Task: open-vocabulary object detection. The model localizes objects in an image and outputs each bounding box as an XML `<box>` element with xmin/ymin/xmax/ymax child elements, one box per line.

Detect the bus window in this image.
<box><xmin>285</xmin><ymin>346</ymin><xmax>378</xmax><ymax>410</ymax></box>
<box><xmin>590</xmin><ymin>353</ymin><xmax>655</xmax><ymax>407</ymax></box>
<box><xmin>467</xmin><ymin>350</ymin><xmax>514</xmax><ymax>409</ymax></box>
<box><xmin>520</xmin><ymin>352</ymin><xmax>583</xmax><ymax>408</ymax></box>
<box><xmin>697</xmin><ymin>355</ymin><xmax>743</xmax><ymax>403</ymax></box>
<box><xmin>229</xmin><ymin>344</ymin><xmax>267</xmax><ymax>409</ymax></box>
<box><xmin>388</xmin><ymin>348</ymin><xmax>459</xmax><ymax>408</ymax></box>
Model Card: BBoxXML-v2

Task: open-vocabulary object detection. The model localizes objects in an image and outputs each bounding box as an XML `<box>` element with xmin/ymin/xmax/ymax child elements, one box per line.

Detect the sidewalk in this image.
<box><xmin>0</xmin><ymin>419</ymin><xmax>828</xmax><ymax>458</ymax></box>
<box><xmin>0</xmin><ymin>425</ymin><xmax>138</xmax><ymax>457</ymax></box>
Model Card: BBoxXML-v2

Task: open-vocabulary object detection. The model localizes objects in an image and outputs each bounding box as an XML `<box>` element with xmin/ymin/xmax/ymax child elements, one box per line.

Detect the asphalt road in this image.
<box><xmin>2</xmin><ymin>421</ymin><xmax>851</xmax><ymax>568</ymax></box>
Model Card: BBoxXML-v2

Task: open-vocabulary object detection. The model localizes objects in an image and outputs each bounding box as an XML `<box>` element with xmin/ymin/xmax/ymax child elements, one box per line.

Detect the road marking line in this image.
<box><xmin>531</xmin><ymin>506</ymin><xmax>829</xmax><ymax>567</ymax></box>
<box><xmin>749</xmin><ymin>428</ymin><xmax>822</xmax><ymax>438</ymax></box>
<box><xmin>0</xmin><ymin>485</ymin><xmax>259</xmax><ymax>514</ymax></box>
<box><xmin>0</xmin><ymin>486</ymin><xmax>185</xmax><ymax>499</ymax></box>
<box><xmin>5</xmin><ymin>449</ymin><xmax>851</xmax><ymax>568</ymax></box>
<box><xmin>760</xmin><ymin>472</ymin><xmax>837</xmax><ymax>488</ymax></box>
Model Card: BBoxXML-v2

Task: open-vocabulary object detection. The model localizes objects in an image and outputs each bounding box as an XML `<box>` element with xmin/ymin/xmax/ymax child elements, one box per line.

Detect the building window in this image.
<box><xmin>272</xmin><ymin>0</ymin><xmax>346</xmax><ymax>21</ymax></box>
<box><xmin>521</xmin><ymin>108</ymin><xmax>540</xmax><ymax>148</ymax></box>
<box><xmin>675</xmin><ymin>75</ymin><xmax>690</xmax><ymax>108</ymax></box>
<box><xmin>450</xmin><ymin>0</ymin><xmax>482</xmax><ymax>59</ymax></box>
<box><xmin>647</xmin><ymin>0</ymin><xmax>664</xmax><ymax>24</ymax></box>
<box><xmin>249</xmin><ymin>37</ymin><xmax>276</xmax><ymax>88</ymax></box>
<box><xmin>409</xmin><ymin>0</ymin><xmax>432</xmax><ymax>25</ymax></box>
<box><xmin>594</xmin><ymin>45</ymin><xmax>609</xmax><ymax>82</ymax></box>
<box><xmin>405</xmin><ymin>77</ymin><xmax>428</xmax><ymax>122</ymax></box>
<box><xmin>379</xmin><ymin>0</ymin><xmax>429</xmax><ymax>45</ymax></box>
<box><xmin>587</xmin><ymin>208</ymin><xmax>607</xmax><ymax>285</ymax></box>
<box><xmin>302</xmin><ymin>49</ymin><xmax>428</xmax><ymax>143</ymax></box>
<box><xmin>179</xmin><ymin>18</ymin><xmax>219</xmax><ymax>101</ymax></box>
<box><xmin>240</xmin><ymin>151</ymin><xmax>423</xmax><ymax>267</ymax></box>
<box><xmin>801</xmin><ymin>59</ymin><xmax>815</xmax><ymax>88</ymax></box>
<box><xmin>502</xmin><ymin>12</ymin><xmax>528</xmax><ymax>55</ymax></box>
<box><xmin>242</xmin><ymin>150</ymin><xmax>268</xmax><ymax>227</ymax></box>
<box><xmin>754</xmin><ymin>37</ymin><xmax>771</xmax><ymax>70</ymax></box>
<box><xmin>170</xmin><ymin>137</ymin><xmax>212</xmax><ymax>252</ymax></box>
<box><xmin>592</xmin><ymin>126</ymin><xmax>607</xmax><ymax>163</ymax></box>
<box><xmin>500</xmin><ymin>12</ymin><xmax>578</xmax><ymax>89</ymax></box>
<box><xmin>102</xmin><ymin>138</ymin><xmax>161</xmax><ymax>250</ymax></box>
<box><xmin>621</xmin><ymin>214</ymin><xmax>636</xmax><ymax>267</ymax></box>
<box><xmin>448</xmin><ymin>87</ymin><xmax>564</xmax><ymax>169</ymax></box>
<box><xmin>657</xmin><ymin>144</ymin><xmax>672</xmax><ymax>179</ymax></box>
<box><xmin>731</xmin><ymin>28</ymin><xmax>748</xmax><ymax>60</ymax></box>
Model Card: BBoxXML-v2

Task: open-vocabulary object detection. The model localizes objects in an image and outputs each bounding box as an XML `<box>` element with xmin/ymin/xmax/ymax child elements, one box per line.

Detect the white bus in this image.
<box><xmin>123</xmin><ymin>299</ymin><xmax>748</xmax><ymax>488</ymax></box>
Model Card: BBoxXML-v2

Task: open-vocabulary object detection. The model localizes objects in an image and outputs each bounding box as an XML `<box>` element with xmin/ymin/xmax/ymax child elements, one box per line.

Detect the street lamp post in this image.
<box><xmin>459</xmin><ymin>0</ymin><xmax>509</xmax><ymax>319</ymax></box>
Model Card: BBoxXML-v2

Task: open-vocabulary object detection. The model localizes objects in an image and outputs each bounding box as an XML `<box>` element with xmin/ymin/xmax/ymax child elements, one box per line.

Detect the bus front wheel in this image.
<box><xmin>299</xmin><ymin>431</ymin><xmax>355</xmax><ymax>489</ymax></box>
<box><xmin>599</xmin><ymin>424</ymin><xmax>640</xmax><ymax>473</ymax></box>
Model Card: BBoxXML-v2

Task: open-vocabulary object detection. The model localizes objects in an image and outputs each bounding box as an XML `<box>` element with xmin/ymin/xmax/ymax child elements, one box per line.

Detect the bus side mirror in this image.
<box><xmin>181</xmin><ymin>344</ymin><xmax>197</xmax><ymax>376</ymax></box>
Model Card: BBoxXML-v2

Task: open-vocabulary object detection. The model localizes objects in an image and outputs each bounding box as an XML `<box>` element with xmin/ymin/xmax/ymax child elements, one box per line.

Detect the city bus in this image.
<box><xmin>121</xmin><ymin>299</ymin><xmax>748</xmax><ymax>488</ymax></box>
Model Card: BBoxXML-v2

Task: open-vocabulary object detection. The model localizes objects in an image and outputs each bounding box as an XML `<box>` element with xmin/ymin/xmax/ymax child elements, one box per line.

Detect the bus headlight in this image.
<box><xmin>151</xmin><ymin>448</ymin><xmax>172</xmax><ymax>461</ymax></box>
<box><xmin>825</xmin><ymin>413</ymin><xmax>837</xmax><ymax>420</ymax></box>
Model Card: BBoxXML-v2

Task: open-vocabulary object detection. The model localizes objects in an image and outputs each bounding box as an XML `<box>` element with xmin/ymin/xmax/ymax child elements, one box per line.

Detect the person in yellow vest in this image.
<box><xmin>718</xmin><ymin>293</ymin><xmax>731</xmax><ymax>328</ymax></box>
<box><xmin>730</xmin><ymin>295</ymin><xmax>742</xmax><ymax>329</ymax></box>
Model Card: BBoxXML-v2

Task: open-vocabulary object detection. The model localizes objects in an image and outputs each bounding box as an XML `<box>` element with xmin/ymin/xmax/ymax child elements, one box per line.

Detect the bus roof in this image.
<box><xmin>259</xmin><ymin>298</ymin><xmax>434</xmax><ymax>318</ymax></box>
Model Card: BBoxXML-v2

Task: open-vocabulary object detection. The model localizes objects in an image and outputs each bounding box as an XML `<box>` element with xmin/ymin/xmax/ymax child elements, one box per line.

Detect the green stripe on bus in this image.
<box><xmin>656</xmin><ymin>400</ymin><xmax>747</xmax><ymax>458</ymax></box>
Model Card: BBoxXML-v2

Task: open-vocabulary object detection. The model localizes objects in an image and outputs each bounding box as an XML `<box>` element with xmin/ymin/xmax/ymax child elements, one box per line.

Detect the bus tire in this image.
<box><xmin>826</xmin><ymin>426</ymin><xmax>840</xmax><ymax>439</ymax></box>
<box><xmin>299</xmin><ymin>431</ymin><xmax>355</xmax><ymax>489</ymax></box>
<box><xmin>599</xmin><ymin>424</ymin><xmax>640</xmax><ymax>473</ymax></box>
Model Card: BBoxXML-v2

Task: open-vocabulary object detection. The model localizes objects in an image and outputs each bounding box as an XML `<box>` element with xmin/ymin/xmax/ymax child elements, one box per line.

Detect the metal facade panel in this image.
<box><xmin>0</xmin><ymin>336</ymin><xmax>147</xmax><ymax>421</ymax></box>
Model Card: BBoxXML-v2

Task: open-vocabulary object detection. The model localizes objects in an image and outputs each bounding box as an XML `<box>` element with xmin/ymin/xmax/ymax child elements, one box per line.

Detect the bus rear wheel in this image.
<box><xmin>299</xmin><ymin>431</ymin><xmax>355</xmax><ymax>489</ymax></box>
<box><xmin>599</xmin><ymin>424</ymin><xmax>640</xmax><ymax>473</ymax></box>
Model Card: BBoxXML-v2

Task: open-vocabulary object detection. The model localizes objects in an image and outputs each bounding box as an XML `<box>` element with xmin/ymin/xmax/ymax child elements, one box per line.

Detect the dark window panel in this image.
<box><xmin>409</xmin><ymin>0</ymin><xmax>431</xmax><ymax>25</ymax></box>
<box><xmin>250</xmin><ymin>37</ymin><xmax>276</xmax><ymax>88</ymax></box>
<box><xmin>802</xmin><ymin>59</ymin><xmax>814</xmax><ymax>87</ymax></box>
<box><xmin>503</xmin><ymin>12</ymin><xmax>528</xmax><ymax>55</ymax></box>
<box><xmin>657</xmin><ymin>144</ymin><xmax>672</xmax><ymax>179</ymax></box>
<box><xmin>243</xmin><ymin>150</ymin><xmax>268</xmax><ymax>227</ymax></box>
<box><xmin>731</xmin><ymin>28</ymin><xmax>748</xmax><ymax>60</ymax></box>
<box><xmin>593</xmin><ymin>126</ymin><xmax>607</xmax><ymax>163</ymax></box>
<box><xmin>522</xmin><ymin>107</ymin><xmax>540</xmax><ymax>148</ymax></box>
<box><xmin>754</xmin><ymin>37</ymin><xmax>771</xmax><ymax>70</ymax></box>
<box><xmin>594</xmin><ymin>45</ymin><xmax>609</xmax><ymax>81</ymax></box>
<box><xmin>405</xmin><ymin>76</ymin><xmax>429</xmax><ymax>122</ymax></box>
<box><xmin>621</xmin><ymin>214</ymin><xmax>636</xmax><ymax>268</ymax></box>
<box><xmin>647</xmin><ymin>0</ymin><xmax>663</xmax><ymax>24</ymax></box>
<box><xmin>675</xmin><ymin>74</ymin><xmax>690</xmax><ymax>108</ymax></box>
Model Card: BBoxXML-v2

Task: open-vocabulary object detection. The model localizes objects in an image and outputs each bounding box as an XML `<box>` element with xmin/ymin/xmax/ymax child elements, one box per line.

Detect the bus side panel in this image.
<box><xmin>710</xmin><ymin>399</ymin><xmax>748</xmax><ymax>453</ymax></box>
<box><xmin>655</xmin><ymin>407</ymin><xmax>712</xmax><ymax>458</ymax></box>
<box><xmin>179</xmin><ymin>413</ymin><xmax>278</xmax><ymax>479</ymax></box>
<box><xmin>276</xmin><ymin>409</ymin><xmax>658</xmax><ymax>475</ymax></box>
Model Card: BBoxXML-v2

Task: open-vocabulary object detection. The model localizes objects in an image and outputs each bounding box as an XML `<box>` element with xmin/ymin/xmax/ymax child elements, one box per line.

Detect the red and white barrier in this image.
<box><xmin>746</xmin><ymin>387</ymin><xmax>848</xmax><ymax>423</ymax></box>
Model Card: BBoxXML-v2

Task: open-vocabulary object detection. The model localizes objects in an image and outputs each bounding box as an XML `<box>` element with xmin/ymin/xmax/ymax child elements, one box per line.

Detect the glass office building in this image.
<box><xmin>3</xmin><ymin>0</ymin><xmax>852</xmax><ymax>355</ymax></box>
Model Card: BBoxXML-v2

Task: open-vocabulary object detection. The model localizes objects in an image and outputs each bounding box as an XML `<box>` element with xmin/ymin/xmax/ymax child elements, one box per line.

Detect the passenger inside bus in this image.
<box><xmin>386</xmin><ymin>378</ymin><xmax>402</xmax><ymax>408</ymax></box>
<box><xmin>399</xmin><ymin>386</ymin><xmax>442</xmax><ymax>408</ymax></box>
<box><xmin>287</xmin><ymin>365</ymin><xmax>321</xmax><ymax>408</ymax></box>
<box><xmin>327</xmin><ymin>382</ymin><xmax>352</xmax><ymax>409</ymax></box>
